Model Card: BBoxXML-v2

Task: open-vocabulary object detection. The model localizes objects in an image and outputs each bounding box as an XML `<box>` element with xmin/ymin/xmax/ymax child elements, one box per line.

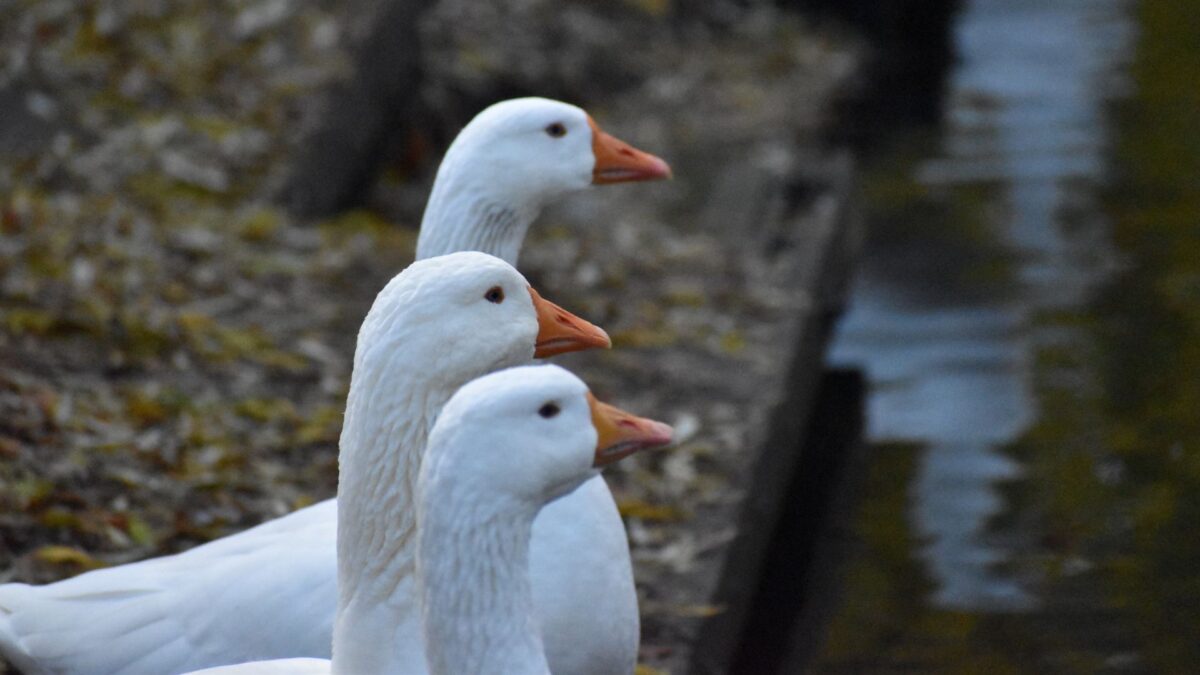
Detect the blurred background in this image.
<box><xmin>1</xmin><ymin>0</ymin><xmax>1197</xmax><ymax>673</ymax></box>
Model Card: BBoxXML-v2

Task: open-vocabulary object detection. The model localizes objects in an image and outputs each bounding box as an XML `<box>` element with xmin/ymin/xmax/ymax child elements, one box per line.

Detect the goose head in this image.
<box><xmin>417</xmin><ymin>97</ymin><xmax>670</xmax><ymax>263</ymax></box>
<box><xmin>350</xmin><ymin>251</ymin><xmax>610</xmax><ymax>405</ymax></box>
<box><xmin>444</xmin><ymin>97</ymin><xmax>670</xmax><ymax>201</ymax></box>
<box><xmin>424</xmin><ymin>364</ymin><xmax>674</xmax><ymax>506</ymax></box>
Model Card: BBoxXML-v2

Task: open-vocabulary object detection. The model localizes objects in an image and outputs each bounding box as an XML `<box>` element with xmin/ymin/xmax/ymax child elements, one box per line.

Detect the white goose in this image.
<box><xmin>0</xmin><ymin>98</ymin><xmax>668</xmax><ymax>675</ymax></box>
<box><xmin>185</xmin><ymin>365</ymin><xmax>673</xmax><ymax>675</ymax></box>
<box><xmin>0</xmin><ymin>253</ymin><xmax>611</xmax><ymax>675</ymax></box>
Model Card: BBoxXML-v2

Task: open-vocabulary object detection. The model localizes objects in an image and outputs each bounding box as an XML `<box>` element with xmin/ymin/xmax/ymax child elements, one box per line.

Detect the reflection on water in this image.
<box><xmin>814</xmin><ymin>0</ymin><xmax>1200</xmax><ymax>671</ymax></box>
<box><xmin>835</xmin><ymin>284</ymin><xmax>1035</xmax><ymax>609</ymax></box>
<box><xmin>831</xmin><ymin>0</ymin><xmax>1134</xmax><ymax>611</ymax></box>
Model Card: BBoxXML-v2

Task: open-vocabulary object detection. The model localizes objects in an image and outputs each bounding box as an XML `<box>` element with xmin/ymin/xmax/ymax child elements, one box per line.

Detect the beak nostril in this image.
<box><xmin>619</xmin><ymin>148</ymin><xmax>635</xmax><ymax>158</ymax></box>
<box><xmin>617</xmin><ymin>419</ymin><xmax>638</xmax><ymax>430</ymax></box>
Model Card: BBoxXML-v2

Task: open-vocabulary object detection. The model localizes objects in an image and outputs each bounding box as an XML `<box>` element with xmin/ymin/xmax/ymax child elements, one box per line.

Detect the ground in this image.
<box><xmin>0</xmin><ymin>1</ymin><xmax>856</xmax><ymax>672</ymax></box>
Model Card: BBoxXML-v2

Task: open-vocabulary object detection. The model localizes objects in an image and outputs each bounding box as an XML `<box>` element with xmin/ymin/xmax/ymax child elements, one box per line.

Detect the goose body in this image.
<box><xmin>0</xmin><ymin>98</ymin><xmax>668</xmax><ymax>675</ymax></box>
<box><xmin>0</xmin><ymin>501</ymin><xmax>338</xmax><ymax>675</ymax></box>
<box><xmin>186</xmin><ymin>366</ymin><xmax>671</xmax><ymax>675</ymax></box>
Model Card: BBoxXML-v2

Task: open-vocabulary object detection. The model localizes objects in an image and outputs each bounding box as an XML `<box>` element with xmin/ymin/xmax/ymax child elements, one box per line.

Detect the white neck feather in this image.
<box><xmin>414</xmin><ymin>150</ymin><xmax>541</xmax><ymax>266</ymax></box>
<box><xmin>417</xmin><ymin>477</ymin><xmax>550</xmax><ymax>675</ymax></box>
<box><xmin>332</xmin><ymin>366</ymin><xmax>453</xmax><ymax>674</ymax></box>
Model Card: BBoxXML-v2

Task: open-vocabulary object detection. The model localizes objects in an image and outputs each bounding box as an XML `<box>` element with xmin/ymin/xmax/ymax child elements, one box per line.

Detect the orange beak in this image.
<box><xmin>588</xmin><ymin>392</ymin><xmax>674</xmax><ymax>467</ymax></box>
<box><xmin>589</xmin><ymin>116</ymin><xmax>672</xmax><ymax>184</ymax></box>
<box><xmin>529</xmin><ymin>287</ymin><xmax>611</xmax><ymax>358</ymax></box>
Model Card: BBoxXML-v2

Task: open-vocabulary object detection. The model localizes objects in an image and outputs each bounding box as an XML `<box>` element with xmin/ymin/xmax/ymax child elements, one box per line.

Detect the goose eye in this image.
<box><xmin>545</xmin><ymin>123</ymin><xmax>567</xmax><ymax>138</ymax></box>
<box><xmin>484</xmin><ymin>286</ymin><xmax>505</xmax><ymax>304</ymax></box>
<box><xmin>538</xmin><ymin>402</ymin><xmax>560</xmax><ymax>419</ymax></box>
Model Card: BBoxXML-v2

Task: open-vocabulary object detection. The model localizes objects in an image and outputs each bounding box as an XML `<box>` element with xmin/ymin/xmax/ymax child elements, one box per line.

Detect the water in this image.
<box><xmin>832</xmin><ymin>0</ymin><xmax>1134</xmax><ymax>611</ymax></box>
<box><xmin>815</xmin><ymin>0</ymin><xmax>1200</xmax><ymax>671</ymax></box>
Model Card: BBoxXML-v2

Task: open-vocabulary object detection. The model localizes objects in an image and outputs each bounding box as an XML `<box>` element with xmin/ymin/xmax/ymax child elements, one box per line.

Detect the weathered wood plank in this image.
<box><xmin>685</xmin><ymin>157</ymin><xmax>862</xmax><ymax>675</ymax></box>
<box><xmin>727</xmin><ymin>368</ymin><xmax>868</xmax><ymax>674</ymax></box>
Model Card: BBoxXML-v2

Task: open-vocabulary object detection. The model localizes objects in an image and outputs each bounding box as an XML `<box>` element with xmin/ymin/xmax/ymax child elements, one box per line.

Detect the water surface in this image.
<box><xmin>816</xmin><ymin>0</ymin><xmax>1200</xmax><ymax>671</ymax></box>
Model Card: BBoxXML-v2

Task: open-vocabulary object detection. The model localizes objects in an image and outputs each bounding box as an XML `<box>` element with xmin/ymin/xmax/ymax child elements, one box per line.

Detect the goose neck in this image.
<box><xmin>417</xmin><ymin>483</ymin><xmax>549</xmax><ymax>675</ymax></box>
<box><xmin>415</xmin><ymin>159</ymin><xmax>540</xmax><ymax>265</ymax></box>
<box><xmin>331</xmin><ymin>383</ymin><xmax>446</xmax><ymax>674</ymax></box>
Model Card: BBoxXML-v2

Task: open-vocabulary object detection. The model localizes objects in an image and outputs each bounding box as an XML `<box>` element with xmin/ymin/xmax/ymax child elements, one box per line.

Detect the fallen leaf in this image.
<box><xmin>618</xmin><ymin>498</ymin><xmax>684</xmax><ymax>522</ymax></box>
<box><xmin>33</xmin><ymin>545</ymin><xmax>108</xmax><ymax>570</ymax></box>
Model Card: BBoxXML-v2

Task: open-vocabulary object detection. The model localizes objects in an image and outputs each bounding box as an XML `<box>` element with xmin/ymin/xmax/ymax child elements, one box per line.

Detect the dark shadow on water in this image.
<box><xmin>787</xmin><ymin>0</ymin><xmax>962</xmax><ymax>148</ymax></box>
